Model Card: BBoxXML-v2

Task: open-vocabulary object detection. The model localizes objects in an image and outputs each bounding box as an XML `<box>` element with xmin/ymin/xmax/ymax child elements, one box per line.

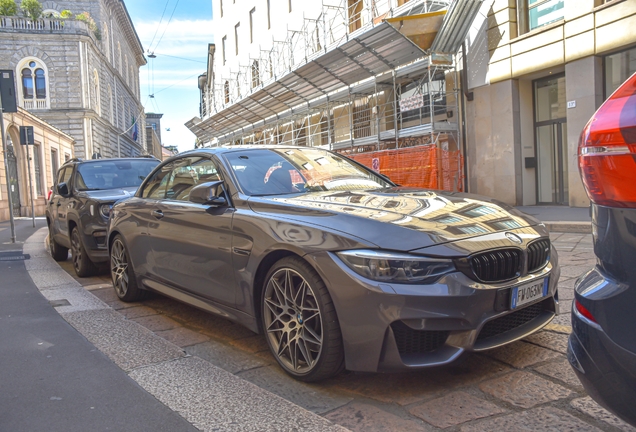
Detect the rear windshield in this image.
<box><xmin>75</xmin><ymin>160</ymin><xmax>159</xmax><ymax>191</ymax></box>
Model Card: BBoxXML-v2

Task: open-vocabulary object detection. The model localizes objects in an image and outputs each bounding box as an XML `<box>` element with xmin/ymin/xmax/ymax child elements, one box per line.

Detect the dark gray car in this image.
<box><xmin>568</xmin><ymin>71</ymin><xmax>636</xmax><ymax>426</ymax></box>
<box><xmin>47</xmin><ymin>157</ymin><xmax>159</xmax><ymax>276</ymax></box>
<box><xmin>107</xmin><ymin>146</ymin><xmax>560</xmax><ymax>382</ymax></box>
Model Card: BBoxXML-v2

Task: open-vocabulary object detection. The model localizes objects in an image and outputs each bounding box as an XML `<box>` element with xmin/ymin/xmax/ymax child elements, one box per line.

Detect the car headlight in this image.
<box><xmin>99</xmin><ymin>204</ymin><xmax>113</xmax><ymax>219</ymax></box>
<box><xmin>336</xmin><ymin>250</ymin><xmax>455</xmax><ymax>284</ymax></box>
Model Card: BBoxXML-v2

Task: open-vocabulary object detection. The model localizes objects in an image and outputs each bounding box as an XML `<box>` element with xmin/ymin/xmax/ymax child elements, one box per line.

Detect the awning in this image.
<box><xmin>188</xmin><ymin>21</ymin><xmax>428</xmax><ymax>143</ymax></box>
<box><xmin>385</xmin><ymin>10</ymin><xmax>447</xmax><ymax>52</ymax></box>
<box><xmin>430</xmin><ymin>0</ymin><xmax>484</xmax><ymax>54</ymax></box>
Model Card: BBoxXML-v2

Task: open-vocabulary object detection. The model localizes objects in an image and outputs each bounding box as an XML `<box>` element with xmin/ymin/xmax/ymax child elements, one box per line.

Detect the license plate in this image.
<box><xmin>511</xmin><ymin>278</ymin><xmax>549</xmax><ymax>309</ymax></box>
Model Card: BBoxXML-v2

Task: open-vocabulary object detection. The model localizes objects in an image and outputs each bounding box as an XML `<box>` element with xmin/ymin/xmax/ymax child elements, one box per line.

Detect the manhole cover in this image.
<box><xmin>49</xmin><ymin>299</ymin><xmax>71</xmax><ymax>307</ymax></box>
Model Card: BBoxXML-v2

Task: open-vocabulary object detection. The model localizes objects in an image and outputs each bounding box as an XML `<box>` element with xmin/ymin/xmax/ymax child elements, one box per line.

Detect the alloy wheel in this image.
<box><xmin>263</xmin><ymin>268</ymin><xmax>323</xmax><ymax>374</ymax></box>
<box><xmin>110</xmin><ymin>238</ymin><xmax>129</xmax><ymax>298</ymax></box>
<box><xmin>71</xmin><ymin>229</ymin><xmax>83</xmax><ymax>273</ymax></box>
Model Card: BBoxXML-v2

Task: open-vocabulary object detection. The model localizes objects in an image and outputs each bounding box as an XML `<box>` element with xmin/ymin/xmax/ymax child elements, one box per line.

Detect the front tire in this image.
<box><xmin>262</xmin><ymin>256</ymin><xmax>344</xmax><ymax>382</ymax></box>
<box><xmin>110</xmin><ymin>235</ymin><xmax>146</xmax><ymax>302</ymax></box>
<box><xmin>70</xmin><ymin>226</ymin><xmax>97</xmax><ymax>277</ymax></box>
<box><xmin>48</xmin><ymin>226</ymin><xmax>68</xmax><ymax>261</ymax></box>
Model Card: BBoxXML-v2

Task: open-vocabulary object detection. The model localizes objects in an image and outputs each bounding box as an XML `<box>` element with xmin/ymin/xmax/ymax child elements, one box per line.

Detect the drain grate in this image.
<box><xmin>0</xmin><ymin>252</ymin><xmax>30</xmax><ymax>261</ymax></box>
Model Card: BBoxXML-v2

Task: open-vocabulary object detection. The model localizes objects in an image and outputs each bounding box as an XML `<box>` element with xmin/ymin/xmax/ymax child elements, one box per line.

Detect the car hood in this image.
<box><xmin>248</xmin><ymin>187</ymin><xmax>542</xmax><ymax>251</ymax></box>
<box><xmin>81</xmin><ymin>187</ymin><xmax>139</xmax><ymax>201</ymax></box>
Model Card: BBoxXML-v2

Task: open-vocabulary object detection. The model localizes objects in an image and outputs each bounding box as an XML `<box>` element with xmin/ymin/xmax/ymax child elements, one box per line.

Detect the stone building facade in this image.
<box><xmin>0</xmin><ymin>0</ymin><xmax>147</xmax><ymax>160</ymax></box>
<box><xmin>464</xmin><ymin>0</ymin><xmax>634</xmax><ymax>207</ymax></box>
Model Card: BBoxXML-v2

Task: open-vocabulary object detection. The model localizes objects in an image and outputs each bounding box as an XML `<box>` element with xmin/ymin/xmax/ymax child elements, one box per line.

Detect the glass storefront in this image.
<box><xmin>605</xmin><ymin>46</ymin><xmax>636</xmax><ymax>98</ymax></box>
<box><xmin>534</xmin><ymin>75</ymin><xmax>568</xmax><ymax>205</ymax></box>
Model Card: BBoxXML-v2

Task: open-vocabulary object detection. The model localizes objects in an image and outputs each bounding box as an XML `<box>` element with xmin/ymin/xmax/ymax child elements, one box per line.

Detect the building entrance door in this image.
<box><xmin>6</xmin><ymin>144</ymin><xmax>21</xmax><ymax>216</ymax></box>
<box><xmin>534</xmin><ymin>75</ymin><xmax>568</xmax><ymax>205</ymax></box>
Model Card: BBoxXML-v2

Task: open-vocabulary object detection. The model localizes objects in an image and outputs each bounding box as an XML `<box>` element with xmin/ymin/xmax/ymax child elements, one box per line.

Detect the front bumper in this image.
<box><xmin>81</xmin><ymin>220</ymin><xmax>109</xmax><ymax>263</ymax></box>
<box><xmin>306</xmin><ymin>250</ymin><xmax>559</xmax><ymax>373</ymax></box>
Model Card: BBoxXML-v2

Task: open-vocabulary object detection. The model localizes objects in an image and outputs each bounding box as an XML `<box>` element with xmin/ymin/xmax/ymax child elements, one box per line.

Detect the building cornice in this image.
<box><xmin>105</xmin><ymin>0</ymin><xmax>146</xmax><ymax>66</ymax></box>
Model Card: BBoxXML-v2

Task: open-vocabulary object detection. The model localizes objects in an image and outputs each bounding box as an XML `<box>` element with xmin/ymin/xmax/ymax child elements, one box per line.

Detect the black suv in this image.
<box><xmin>47</xmin><ymin>157</ymin><xmax>159</xmax><ymax>276</ymax></box>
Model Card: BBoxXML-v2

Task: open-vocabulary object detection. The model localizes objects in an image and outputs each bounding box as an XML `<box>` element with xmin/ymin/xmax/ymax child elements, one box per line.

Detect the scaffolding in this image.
<box><xmin>190</xmin><ymin>0</ymin><xmax>466</xmax><ymax>189</ymax></box>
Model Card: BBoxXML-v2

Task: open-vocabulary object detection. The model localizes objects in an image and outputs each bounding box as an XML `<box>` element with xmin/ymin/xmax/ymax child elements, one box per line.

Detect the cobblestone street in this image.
<box><xmin>59</xmin><ymin>232</ymin><xmax>635</xmax><ymax>431</ymax></box>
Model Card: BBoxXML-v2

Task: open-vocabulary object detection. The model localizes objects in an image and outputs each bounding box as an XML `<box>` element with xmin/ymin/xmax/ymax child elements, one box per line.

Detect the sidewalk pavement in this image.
<box><xmin>515</xmin><ymin>205</ymin><xmax>592</xmax><ymax>234</ymax></box>
<box><xmin>0</xmin><ymin>221</ymin><xmax>346</xmax><ymax>432</ymax></box>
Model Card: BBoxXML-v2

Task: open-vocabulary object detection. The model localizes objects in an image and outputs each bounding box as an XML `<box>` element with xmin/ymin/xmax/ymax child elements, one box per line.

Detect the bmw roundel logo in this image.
<box><xmin>505</xmin><ymin>232</ymin><xmax>523</xmax><ymax>244</ymax></box>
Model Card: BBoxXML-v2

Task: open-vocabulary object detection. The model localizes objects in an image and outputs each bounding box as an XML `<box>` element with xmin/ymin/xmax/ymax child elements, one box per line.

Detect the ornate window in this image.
<box><xmin>17</xmin><ymin>58</ymin><xmax>49</xmax><ymax>110</ymax></box>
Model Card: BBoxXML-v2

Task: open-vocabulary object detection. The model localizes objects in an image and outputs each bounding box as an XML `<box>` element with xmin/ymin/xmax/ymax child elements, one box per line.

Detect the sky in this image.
<box><xmin>124</xmin><ymin>0</ymin><xmax>214</xmax><ymax>153</ymax></box>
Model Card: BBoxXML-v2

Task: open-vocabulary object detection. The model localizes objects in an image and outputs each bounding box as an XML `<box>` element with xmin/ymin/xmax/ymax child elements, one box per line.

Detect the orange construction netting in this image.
<box><xmin>348</xmin><ymin>145</ymin><xmax>464</xmax><ymax>192</ymax></box>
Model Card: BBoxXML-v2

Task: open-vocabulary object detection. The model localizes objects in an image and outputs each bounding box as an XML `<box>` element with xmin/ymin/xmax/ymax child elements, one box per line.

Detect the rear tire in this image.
<box><xmin>48</xmin><ymin>226</ymin><xmax>68</xmax><ymax>262</ymax></box>
<box><xmin>70</xmin><ymin>226</ymin><xmax>97</xmax><ymax>277</ymax></box>
<box><xmin>110</xmin><ymin>235</ymin><xmax>146</xmax><ymax>302</ymax></box>
<box><xmin>261</xmin><ymin>256</ymin><xmax>344</xmax><ymax>382</ymax></box>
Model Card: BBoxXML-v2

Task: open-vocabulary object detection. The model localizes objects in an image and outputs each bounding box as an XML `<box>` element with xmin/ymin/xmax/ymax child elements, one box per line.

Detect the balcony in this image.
<box><xmin>0</xmin><ymin>16</ymin><xmax>97</xmax><ymax>42</ymax></box>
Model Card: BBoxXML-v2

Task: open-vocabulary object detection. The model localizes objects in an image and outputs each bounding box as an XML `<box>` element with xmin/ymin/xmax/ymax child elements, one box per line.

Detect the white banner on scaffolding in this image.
<box><xmin>399</xmin><ymin>94</ymin><xmax>425</xmax><ymax>112</ymax></box>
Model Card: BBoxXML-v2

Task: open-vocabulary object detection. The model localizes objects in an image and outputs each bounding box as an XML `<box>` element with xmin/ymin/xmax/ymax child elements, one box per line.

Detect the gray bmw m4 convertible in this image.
<box><xmin>107</xmin><ymin>146</ymin><xmax>560</xmax><ymax>382</ymax></box>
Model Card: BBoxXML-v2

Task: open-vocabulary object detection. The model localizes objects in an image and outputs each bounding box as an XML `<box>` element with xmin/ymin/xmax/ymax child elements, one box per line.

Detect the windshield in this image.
<box><xmin>75</xmin><ymin>159</ymin><xmax>159</xmax><ymax>191</ymax></box>
<box><xmin>224</xmin><ymin>148</ymin><xmax>392</xmax><ymax>196</ymax></box>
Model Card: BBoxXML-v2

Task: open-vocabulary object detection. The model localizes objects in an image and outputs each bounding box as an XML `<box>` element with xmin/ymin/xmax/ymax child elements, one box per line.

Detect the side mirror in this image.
<box><xmin>57</xmin><ymin>182</ymin><xmax>70</xmax><ymax>197</ymax></box>
<box><xmin>189</xmin><ymin>181</ymin><xmax>228</xmax><ymax>207</ymax></box>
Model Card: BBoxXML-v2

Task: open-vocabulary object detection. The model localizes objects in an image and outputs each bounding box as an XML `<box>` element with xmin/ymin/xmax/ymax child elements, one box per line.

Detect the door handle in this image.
<box><xmin>151</xmin><ymin>209</ymin><xmax>164</xmax><ymax>219</ymax></box>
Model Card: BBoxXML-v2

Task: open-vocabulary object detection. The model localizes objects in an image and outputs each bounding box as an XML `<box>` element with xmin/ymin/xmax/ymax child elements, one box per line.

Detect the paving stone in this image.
<box><xmin>132</xmin><ymin>314</ymin><xmax>180</xmax><ymax>332</ymax></box>
<box><xmin>90</xmin><ymin>287</ymin><xmax>120</xmax><ymax>303</ymax></box>
<box><xmin>237</xmin><ymin>365</ymin><xmax>352</xmax><ymax>414</ymax></box>
<box><xmin>559</xmin><ymin>300</ymin><xmax>573</xmax><ymax>316</ymax></box>
<box><xmin>408</xmin><ymin>391</ymin><xmax>506</xmax><ymax>429</ymax></box>
<box><xmin>130</xmin><ymin>357</ymin><xmax>345</xmax><ymax>432</ymax></box>
<box><xmin>460</xmin><ymin>406</ymin><xmax>602</xmax><ymax>432</ymax></box>
<box><xmin>187</xmin><ymin>340</ymin><xmax>269</xmax><ymax>374</ymax></box>
<box><xmin>107</xmin><ymin>299</ymin><xmax>141</xmax><ymax>310</ymax></box>
<box><xmin>326</xmin><ymin>402</ymin><xmax>430</xmax><ymax>432</ymax></box>
<box><xmin>430</xmin><ymin>353</ymin><xmax>512</xmax><ymax>388</ymax></box>
<box><xmin>155</xmin><ymin>327</ymin><xmax>210</xmax><ymax>347</ymax></box>
<box><xmin>82</xmin><ymin>283</ymin><xmax>113</xmax><ymax>291</ymax></box>
<box><xmin>556</xmin><ymin>235</ymin><xmax>585</xmax><ymax>243</ymax></box>
<box><xmin>119</xmin><ymin>305</ymin><xmax>158</xmax><ymax>319</ymax></box>
<box><xmin>485</xmin><ymin>341</ymin><xmax>563</xmax><ymax>368</ymax></box>
<box><xmin>571</xmin><ymin>397</ymin><xmax>636</xmax><ymax>432</ymax></box>
<box><xmin>228</xmin><ymin>334</ymin><xmax>270</xmax><ymax>353</ymax></box>
<box><xmin>560</xmin><ymin>265</ymin><xmax>593</xmax><ymax>279</ymax></box>
<box><xmin>326</xmin><ymin>354</ymin><xmax>508</xmax><ymax>408</ymax></box>
<box><xmin>479</xmin><ymin>371</ymin><xmax>573</xmax><ymax>408</ymax></box>
<box><xmin>551</xmin><ymin>312</ymin><xmax>573</xmax><ymax>328</ymax></box>
<box><xmin>178</xmin><ymin>308</ymin><xmax>255</xmax><ymax>341</ymax></box>
<box><xmin>142</xmin><ymin>296</ymin><xmax>201</xmax><ymax>318</ymax></box>
<box><xmin>62</xmin><ymin>309</ymin><xmax>185</xmax><ymax>371</ymax></box>
<box><xmin>524</xmin><ymin>330</ymin><xmax>569</xmax><ymax>354</ymax></box>
<box><xmin>328</xmin><ymin>370</ymin><xmax>444</xmax><ymax>406</ymax></box>
<box><xmin>534</xmin><ymin>359</ymin><xmax>584</xmax><ymax>389</ymax></box>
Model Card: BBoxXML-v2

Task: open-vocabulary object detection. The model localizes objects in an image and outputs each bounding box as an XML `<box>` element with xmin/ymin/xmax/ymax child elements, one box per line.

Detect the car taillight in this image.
<box><xmin>574</xmin><ymin>299</ymin><xmax>597</xmax><ymax>324</ymax></box>
<box><xmin>578</xmin><ymin>72</ymin><xmax>636</xmax><ymax>208</ymax></box>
